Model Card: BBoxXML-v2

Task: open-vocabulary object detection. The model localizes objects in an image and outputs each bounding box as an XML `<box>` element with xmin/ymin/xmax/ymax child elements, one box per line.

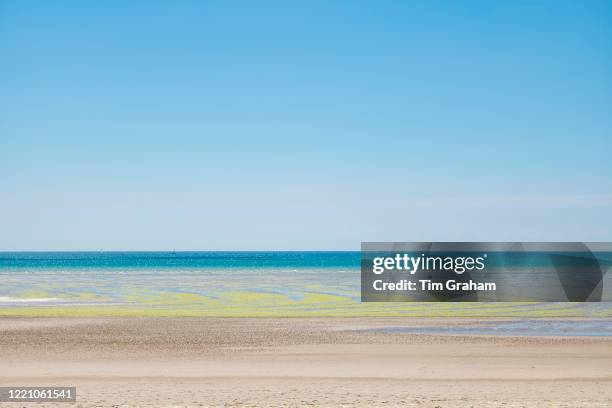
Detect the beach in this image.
<box><xmin>4</xmin><ymin>0</ymin><xmax>611</xmax><ymax>405</ymax></box>
<box><xmin>2</xmin><ymin>317</ymin><xmax>611</xmax><ymax>407</ymax></box>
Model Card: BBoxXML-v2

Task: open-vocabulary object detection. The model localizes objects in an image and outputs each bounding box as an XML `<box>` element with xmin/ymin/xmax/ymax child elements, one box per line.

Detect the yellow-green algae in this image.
<box><xmin>1</xmin><ymin>295</ymin><xmax>609</xmax><ymax>318</ymax></box>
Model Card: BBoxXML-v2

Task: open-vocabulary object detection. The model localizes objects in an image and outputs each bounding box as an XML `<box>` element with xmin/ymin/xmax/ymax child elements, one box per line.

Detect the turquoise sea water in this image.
<box><xmin>0</xmin><ymin>252</ymin><xmax>361</xmax><ymax>312</ymax></box>
<box><xmin>0</xmin><ymin>252</ymin><xmax>611</xmax><ymax>317</ymax></box>
<box><xmin>0</xmin><ymin>251</ymin><xmax>358</xmax><ymax>269</ymax></box>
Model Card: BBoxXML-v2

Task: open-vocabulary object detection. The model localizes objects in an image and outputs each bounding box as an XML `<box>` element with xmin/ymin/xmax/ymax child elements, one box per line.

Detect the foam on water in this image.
<box><xmin>0</xmin><ymin>297</ymin><xmax>60</xmax><ymax>303</ymax></box>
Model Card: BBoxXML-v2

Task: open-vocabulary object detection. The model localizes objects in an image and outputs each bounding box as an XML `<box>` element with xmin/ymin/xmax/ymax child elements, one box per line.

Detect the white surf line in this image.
<box><xmin>0</xmin><ymin>297</ymin><xmax>60</xmax><ymax>302</ymax></box>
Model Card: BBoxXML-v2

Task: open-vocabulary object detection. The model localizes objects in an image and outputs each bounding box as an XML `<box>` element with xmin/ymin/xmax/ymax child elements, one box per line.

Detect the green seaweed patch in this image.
<box><xmin>0</xmin><ymin>301</ymin><xmax>610</xmax><ymax>318</ymax></box>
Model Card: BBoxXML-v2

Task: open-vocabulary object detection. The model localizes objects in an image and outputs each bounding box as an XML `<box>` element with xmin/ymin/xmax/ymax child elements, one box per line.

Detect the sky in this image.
<box><xmin>1</xmin><ymin>0</ymin><xmax>611</xmax><ymax>250</ymax></box>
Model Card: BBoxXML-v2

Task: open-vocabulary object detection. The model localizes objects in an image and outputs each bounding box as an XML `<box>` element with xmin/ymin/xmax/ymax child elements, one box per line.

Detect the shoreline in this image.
<box><xmin>2</xmin><ymin>302</ymin><xmax>611</xmax><ymax>318</ymax></box>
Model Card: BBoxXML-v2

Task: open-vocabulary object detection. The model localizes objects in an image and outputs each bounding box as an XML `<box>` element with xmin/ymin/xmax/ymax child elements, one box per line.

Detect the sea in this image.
<box><xmin>0</xmin><ymin>251</ymin><xmax>611</xmax><ymax>321</ymax></box>
<box><xmin>0</xmin><ymin>251</ymin><xmax>358</xmax><ymax>309</ymax></box>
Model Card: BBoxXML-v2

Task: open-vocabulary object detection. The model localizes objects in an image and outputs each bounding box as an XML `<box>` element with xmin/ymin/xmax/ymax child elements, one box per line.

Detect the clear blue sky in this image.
<box><xmin>1</xmin><ymin>1</ymin><xmax>611</xmax><ymax>250</ymax></box>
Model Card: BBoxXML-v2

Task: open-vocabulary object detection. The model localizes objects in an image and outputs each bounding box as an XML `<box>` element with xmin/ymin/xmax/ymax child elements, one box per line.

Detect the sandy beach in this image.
<box><xmin>0</xmin><ymin>317</ymin><xmax>611</xmax><ymax>407</ymax></box>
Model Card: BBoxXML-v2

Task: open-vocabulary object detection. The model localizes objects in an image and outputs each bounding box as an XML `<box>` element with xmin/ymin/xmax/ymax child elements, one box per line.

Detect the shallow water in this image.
<box><xmin>1</xmin><ymin>252</ymin><xmax>611</xmax><ymax>317</ymax></box>
<box><xmin>371</xmin><ymin>319</ymin><xmax>612</xmax><ymax>337</ymax></box>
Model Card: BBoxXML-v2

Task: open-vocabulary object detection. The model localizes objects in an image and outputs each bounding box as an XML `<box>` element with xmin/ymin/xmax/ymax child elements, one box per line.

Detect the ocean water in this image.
<box><xmin>0</xmin><ymin>252</ymin><xmax>611</xmax><ymax>317</ymax></box>
<box><xmin>368</xmin><ymin>320</ymin><xmax>612</xmax><ymax>337</ymax></box>
<box><xmin>0</xmin><ymin>252</ymin><xmax>360</xmax><ymax>312</ymax></box>
<box><xmin>0</xmin><ymin>251</ymin><xmax>358</xmax><ymax>270</ymax></box>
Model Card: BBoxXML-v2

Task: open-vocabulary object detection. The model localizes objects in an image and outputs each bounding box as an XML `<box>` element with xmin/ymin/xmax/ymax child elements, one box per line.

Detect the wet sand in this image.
<box><xmin>1</xmin><ymin>317</ymin><xmax>611</xmax><ymax>407</ymax></box>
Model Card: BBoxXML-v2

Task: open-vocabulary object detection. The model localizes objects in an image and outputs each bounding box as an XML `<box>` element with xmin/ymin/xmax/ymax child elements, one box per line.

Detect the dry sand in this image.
<box><xmin>1</xmin><ymin>317</ymin><xmax>611</xmax><ymax>407</ymax></box>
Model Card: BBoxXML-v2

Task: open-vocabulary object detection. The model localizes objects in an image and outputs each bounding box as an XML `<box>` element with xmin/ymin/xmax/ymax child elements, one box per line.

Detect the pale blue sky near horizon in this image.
<box><xmin>1</xmin><ymin>0</ymin><xmax>611</xmax><ymax>250</ymax></box>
